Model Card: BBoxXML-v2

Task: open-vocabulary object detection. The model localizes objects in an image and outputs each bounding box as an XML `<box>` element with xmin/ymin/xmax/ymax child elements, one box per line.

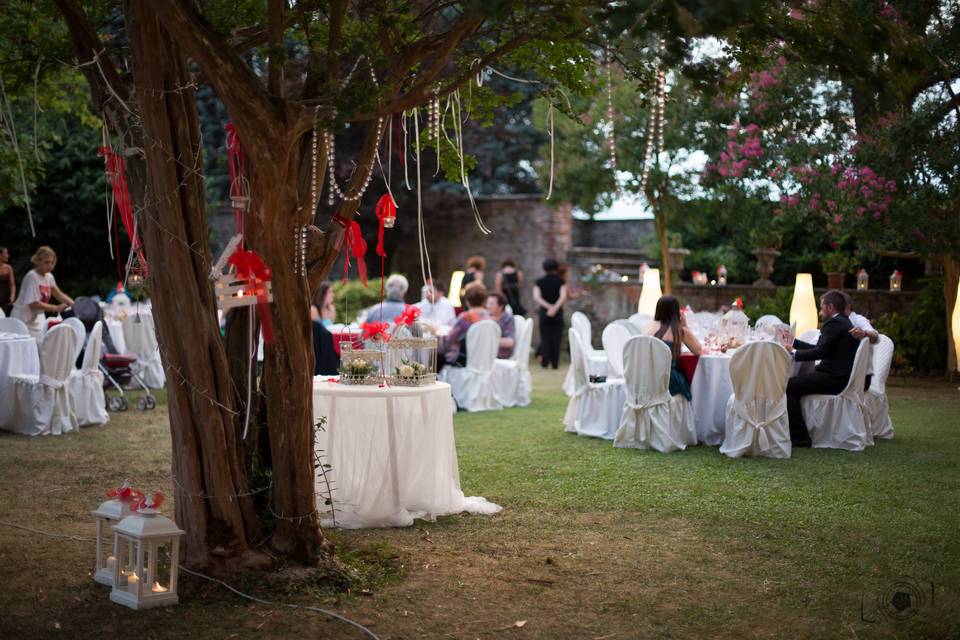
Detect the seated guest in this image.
<box><xmin>362</xmin><ymin>274</ymin><xmax>409</xmax><ymax>324</ymax></box>
<box><xmin>486</xmin><ymin>291</ymin><xmax>515</xmax><ymax>359</ymax></box>
<box><xmin>642</xmin><ymin>295</ymin><xmax>702</xmax><ymax>401</ymax></box>
<box><xmin>311</xmin><ymin>319</ymin><xmax>340</xmax><ymax>376</ymax></box>
<box><xmin>310</xmin><ymin>281</ymin><xmax>336</xmax><ymax>326</ymax></box>
<box><xmin>416</xmin><ymin>279</ymin><xmax>456</xmax><ymax>328</ymax></box>
<box><xmin>839</xmin><ymin>291</ymin><xmax>879</xmax><ymax>344</ymax></box>
<box><xmin>785</xmin><ymin>289</ymin><xmax>861</xmax><ymax>447</ymax></box>
<box><xmin>438</xmin><ymin>282</ymin><xmax>490</xmax><ymax>370</ymax></box>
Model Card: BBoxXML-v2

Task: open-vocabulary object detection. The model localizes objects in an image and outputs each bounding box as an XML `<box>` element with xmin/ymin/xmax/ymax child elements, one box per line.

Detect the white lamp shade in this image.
<box><xmin>637</xmin><ymin>268</ymin><xmax>662</xmax><ymax>316</ymax></box>
<box><xmin>952</xmin><ymin>277</ymin><xmax>960</xmax><ymax>372</ymax></box>
<box><xmin>448</xmin><ymin>271</ymin><xmax>465</xmax><ymax>307</ymax></box>
<box><xmin>790</xmin><ymin>273</ymin><xmax>819</xmax><ymax>336</ymax></box>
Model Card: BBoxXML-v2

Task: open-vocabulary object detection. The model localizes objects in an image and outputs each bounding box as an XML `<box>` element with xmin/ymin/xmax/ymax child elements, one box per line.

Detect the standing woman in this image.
<box><xmin>459</xmin><ymin>255</ymin><xmax>486</xmax><ymax>296</ymax></box>
<box><xmin>12</xmin><ymin>246</ymin><xmax>74</xmax><ymax>339</ymax></box>
<box><xmin>532</xmin><ymin>258</ymin><xmax>567</xmax><ymax>369</ymax></box>
<box><xmin>494</xmin><ymin>258</ymin><xmax>526</xmax><ymax>317</ymax></box>
<box><xmin>0</xmin><ymin>246</ymin><xmax>15</xmax><ymax>316</ymax></box>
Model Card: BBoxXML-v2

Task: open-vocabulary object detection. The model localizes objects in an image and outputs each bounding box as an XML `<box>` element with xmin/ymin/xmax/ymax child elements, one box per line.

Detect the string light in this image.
<box><xmin>605</xmin><ymin>52</ymin><xmax>618</xmax><ymax>187</ymax></box>
<box><xmin>639</xmin><ymin>39</ymin><xmax>666</xmax><ymax>195</ymax></box>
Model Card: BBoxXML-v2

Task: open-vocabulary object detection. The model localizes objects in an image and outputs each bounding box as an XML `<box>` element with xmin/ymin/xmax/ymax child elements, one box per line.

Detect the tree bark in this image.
<box><xmin>125</xmin><ymin>1</ymin><xmax>259</xmax><ymax>569</ymax></box>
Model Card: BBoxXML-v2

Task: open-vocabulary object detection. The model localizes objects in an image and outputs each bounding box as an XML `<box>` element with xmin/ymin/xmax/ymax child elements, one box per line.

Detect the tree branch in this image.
<box><xmin>267</xmin><ymin>0</ymin><xmax>284</xmax><ymax>97</ymax></box>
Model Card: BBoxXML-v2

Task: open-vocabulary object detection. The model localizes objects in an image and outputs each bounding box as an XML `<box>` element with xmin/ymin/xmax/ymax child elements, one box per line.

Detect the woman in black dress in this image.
<box><xmin>459</xmin><ymin>255</ymin><xmax>486</xmax><ymax>296</ymax></box>
<box><xmin>494</xmin><ymin>258</ymin><xmax>526</xmax><ymax>317</ymax></box>
<box><xmin>532</xmin><ymin>258</ymin><xmax>567</xmax><ymax>369</ymax></box>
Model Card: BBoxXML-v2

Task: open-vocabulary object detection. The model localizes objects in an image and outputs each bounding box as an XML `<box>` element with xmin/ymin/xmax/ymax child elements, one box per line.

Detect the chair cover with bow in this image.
<box><xmin>122</xmin><ymin>312</ymin><xmax>166</xmax><ymax>388</ymax></box>
<box><xmin>62</xmin><ymin>317</ymin><xmax>86</xmax><ymax>362</ymax></box>
<box><xmin>69</xmin><ymin>320</ymin><xmax>109</xmax><ymax>426</ymax></box>
<box><xmin>802</xmin><ymin>338</ymin><xmax>874</xmax><ymax>451</ymax></box>
<box><xmin>438</xmin><ymin>319</ymin><xmax>502</xmax><ymax>412</ymax></box>
<box><xmin>0</xmin><ymin>317</ymin><xmax>30</xmax><ymax>335</ymax></box>
<box><xmin>563</xmin><ymin>328</ymin><xmax>625</xmax><ymax>439</ymax></box>
<box><xmin>563</xmin><ymin>312</ymin><xmax>609</xmax><ymax>397</ymax></box>
<box><xmin>754</xmin><ymin>315</ymin><xmax>783</xmax><ymax>330</ymax></box>
<box><xmin>613</xmin><ymin>336</ymin><xmax>696</xmax><ymax>452</ymax></box>
<box><xmin>601</xmin><ymin>321</ymin><xmax>633</xmax><ymax>378</ymax></box>
<box><xmin>493</xmin><ymin>317</ymin><xmax>534</xmax><ymax>408</ymax></box>
<box><xmin>8</xmin><ymin>324</ymin><xmax>81</xmax><ymax>436</ymax></box>
<box><xmin>720</xmin><ymin>342</ymin><xmax>792</xmax><ymax>459</ymax></box>
<box><xmin>864</xmin><ymin>334</ymin><xmax>894</xmax><ymax>439</ymax></box>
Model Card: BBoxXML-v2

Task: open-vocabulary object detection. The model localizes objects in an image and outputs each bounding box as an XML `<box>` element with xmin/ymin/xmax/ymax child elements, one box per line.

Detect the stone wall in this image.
<box><xmin>572</xmin><ymin>218</ymin><xmax>655</xmax><ymax>250</ymax></box>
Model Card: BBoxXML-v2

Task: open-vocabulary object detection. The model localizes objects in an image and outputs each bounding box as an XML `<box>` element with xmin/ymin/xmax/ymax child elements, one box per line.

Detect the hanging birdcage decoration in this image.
<box><xmin>230</xmin><ymin>175</ymin><xmax>251</xmax><ymax>212</ymax></box>
<box><xmin>339</xmin><ymin>342</ymin><xmax>385</xmax><ymax>385</ymax></box>
<box><xmin>385</xmin><ymin>307</ymin><xmax>437</xmax><ymax>386</ymax></box>
<box><xmin>125</xmin><ymin>250</ymin><xmax>148</xmax><ymax>288</ymax></box>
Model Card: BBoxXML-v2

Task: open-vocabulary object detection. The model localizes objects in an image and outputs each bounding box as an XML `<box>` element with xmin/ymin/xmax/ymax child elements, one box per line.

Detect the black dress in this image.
<box><xmin>535</xmin><ymin>273</ymin><xmax>564</xmax><ymax>369</ymax></box>
<box><xmin>500</xmin><ymin>271</ymin><xmax>526</xmax><ymax>316</ymax></box>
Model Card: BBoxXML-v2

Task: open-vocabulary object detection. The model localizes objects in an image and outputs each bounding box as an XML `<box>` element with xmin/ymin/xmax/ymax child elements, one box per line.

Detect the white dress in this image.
<box><xmin>12</xmin><ymin>269</ymin><xmax>56</xmax><ymax>339</ymax></box>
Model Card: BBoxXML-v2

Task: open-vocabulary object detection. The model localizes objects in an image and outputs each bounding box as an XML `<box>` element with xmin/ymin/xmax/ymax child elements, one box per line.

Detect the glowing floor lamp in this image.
<box><xmin>789</xmin><ymin>273</ymin><xmax>819</xmax><ymax>336</ymax></box>
<box><xmin>952</xmin><ymin>278</ymin><xmax>960</xmax><ymax>372</ymax></box>
<box><xmin>448</xmin><ymin>271</ymin><xmax>465</xmax><ymax>307</ymax></box>
<box><xmin>637</xmin><ymin>268</ymin><xmax>662</xmax><ymax>316</ymax></box>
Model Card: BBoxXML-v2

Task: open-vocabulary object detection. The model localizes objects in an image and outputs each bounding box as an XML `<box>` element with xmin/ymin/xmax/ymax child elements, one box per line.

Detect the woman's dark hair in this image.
<box><xmin>542</xmin><ymin>258</ymin><xmax>559</xmax><ymax>273</ymax></box>
<box><xmin>500</xmin><ymin>259</ymin><xmax>516</xmax><ymax>269</ymax></box>
<box><xmin>315</xmin><ymin>281</ymin><xmax>333</xmax><ymax>306</ymax></box>
<box><xmin>653</xmin><ymin>295</ymin><xmax>682</xmax><ymax>359</ymax></box>
<box><xmin>488</xmin><ymin>291</ymin><xmax>508</xmax><ymax>308</ymax></box>
<box><xmin>466</xmin><ymin>255</ymin><xmax>486</xmax><ymax>271</ymax></box>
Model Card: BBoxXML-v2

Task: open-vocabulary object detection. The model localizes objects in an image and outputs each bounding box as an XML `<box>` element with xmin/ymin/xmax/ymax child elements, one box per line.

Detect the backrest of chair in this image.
<box><xmin>567</xmin><ymin>328</ymin><xmax>589</xmax><ymax>389</ymax></box>
<box><xmin>39</xmin><ymin>324</ymin><xmax>80</xmax><ymax>382</ymax></box>
<box><xmin>870</xmin><ymin>335</ymin><xmax>895</xmax><ymax>393</ymax></box>
<box><xmin>0</xmin><ymin>305</ymin><xmax>5</xmax><ymax>318</ymax></box>
<box><xmin>601</xmin><ymin>322</ymin><xmax>632</xmax><ymax>378</ymax></box>
<box><xmin>798</xmin><ymin>329</ymin><xmax>821</xmax><ymax>344</ymax></box>
<box><xmin>465</xmin><ymin>319</ymin><xmax>501</xmax><ymax>372</ymax></box>
<box><xmin>63</xmin><ymin>317</ymin><xmax>86</xmax><ymax>355</ymax></box>
<box><xmin>82</xmin><ymin>321</ymin><xmax>104</xmax><ymax>371</ymax></box>
<box><xmin>754</xmin><ymin>314</ymin><xmax>783</xmax><ymax>330</ymax></box>
<box><xmin>571</xmin><ymin>311</ymin><xmax>592</xmax><ymax>349</ymax></box>
<box><xmin>512</xmin><ymin>317</ymin><xmax>534</xmax><ymax>369</ymax></box>
<box><xmin>621</xmin><ymin>336</ymin><xmax>671</xmax><ymax>404</ymax></box>
<box><xmin>729</xmin><ymin>341</ymin><xmax>791</xmax><ymax>404</ymax></box>
<box><xmin>841</xmin><ymin>339</ymin><xmax>872</xmax><ymax>398</ymax></box>
<box><xmin>513</xmin><ymin>315</ymin><xmax>525</xmax><ymax>341</ymax></box>
<box><xmin>0</xmin><ymin>317</ymin><xmax>29</xmax><ymax>335</ymax></box>
<box><xmin>614</xmin><ymin>319</ymin><xmax>641</xmax><ymax>335</ymax></box>
<box><xmin>628</xmin><ymin>313</ymin><xmax>653</xmax><ymax>332</ymax></box>
<box><xmin>123</xmin><ymin>312</ymin><xmax>158</xmax><ymax>356</ymax></box>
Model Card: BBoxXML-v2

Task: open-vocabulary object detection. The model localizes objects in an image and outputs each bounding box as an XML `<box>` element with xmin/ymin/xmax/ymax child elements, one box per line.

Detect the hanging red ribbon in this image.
<box><xmin>98</xmin><ymin>126</ymin><xmax>147</xmax><ymax>279</ymax></box>
<box><xmin>333</xmin><ymin>215</ymin><xmax>368</xmax><ymax>286</ymax></box>
<box><xmin>228</xmin><ymin>249</ymin><xmax>275</xmax><ymax>343</ymax></box>
<box><xmin>394</xmin><ymin>304</ymin><xmax>420</xmax><ymax>326</ymax></box>
<box><xmin>130</xmin><ymin>492</ymin><xmax>165</xmax><ymax>514</ymax></box>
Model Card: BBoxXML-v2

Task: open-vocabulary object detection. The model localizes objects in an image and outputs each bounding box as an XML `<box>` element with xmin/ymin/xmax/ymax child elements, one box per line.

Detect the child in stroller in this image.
<box><xmin>65</xmin><ymin>297</ymin><xmax>155</xmax><ymax>411</ymax></box>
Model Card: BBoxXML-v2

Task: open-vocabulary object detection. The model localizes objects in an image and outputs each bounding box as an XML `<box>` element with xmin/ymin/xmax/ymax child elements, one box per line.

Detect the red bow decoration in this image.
<box><xmin>361</xmin><ymin>321</ymin><xmax>390</xmax><ymax>342</ymax></box>
<box><xmin>334</xmin><ymin>215</ymin><xmax>368</xmax><ymax>286</ymax></box>
<box><xmin>395</xmin><ymin>304</ymin><xmax>420</xmax><ymax>326</ymax></box>
<box><xmin>374</xmin><ymin>194</ymin><xmax>397</xmax><ymax>259</ymax></box>
<box><xmin>106</xmin><ymin>481</ymin><xmax>144</xmax><ymax>504</ymax></box>
<box><xmin>99</xmin><ymin>126</ymin><xmax>147</xmax><ymax>281</ymax></box>
<box><xmin>734</xmin><ymin>297</ymin><xmax>744</xmax><ymax>309</ymax></box>
<box><xmin>227</xmin><ymin>248</ymin><xmax>274</xmax><ymax>342</ymax></box>
<box><xmin>131</xmin><ymin>492</ymin><xmax>165</xmax><ymax>514</ymax></box>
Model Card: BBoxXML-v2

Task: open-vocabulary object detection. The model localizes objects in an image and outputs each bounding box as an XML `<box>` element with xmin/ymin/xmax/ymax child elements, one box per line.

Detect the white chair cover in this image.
<box><xmin>438</xmin><ymin>319</ymin><xmax>502</xmax><ymax>412</ymax></box>
<box><xmin>62</xmin><ymin>317</ymin><xmax>86</xmax><ymax>357</ymax></box>
<box><xmin>613</xmin><ymin>336</ymin><xmax>696</xmax><ymax>452</ymax></box>
<box><xmin>865</xmin><ymin>335</ymin><xmax>894</xmax><ymax>439</ymax></box>
<box><xmin>802</xmin><ymin>339</ymin><xmax>874</xmax><ymax>451</ymax></box>
<box><xmin>492</xmin><ymin>317</ymin><xmax>534</xmax><ymax>408</ymax></box>
<box><xmin>720</xmin><ymin>342</ymin><xmax>792</xmax><ymax>459</ymax></box>
<box><xmin>563</xmin><ymin>328</ymin><xmax>625</xmax><ymax>439</ymax></box>
<box><xmin>0</xmin><ymin>317</ymin><xmax>30</xmax><ymax>335</ymax></box>
<box><xmin>564</xmin><ymin>312</ymin><xmax>608</xmax><ymax>396</ymax></box>
<box><xmin>0</xmin><ymin>305</ymin><xmax>5</xmax><ymax>318</ymax></box>
<box><xmin>122</xmin><ymin>312</ymin><xmax>166</xmax><ymax>388</ymax></box>
<box><xmin>601</xmin><ymin>322</ymin><xmax>633</xmax><ymax>378</ymax></box>
<box><xmin>628</xmin><ymin>313</ymin><xmax>653</xmax><ymax>332</ymax></box>
<box><xmin>614</xmin><ymin>319</ymin><xmax>641</xmax><ymax>335</ymax></box>
<box><xmin>8</xmin><ymin>324</ymin><xmax>80</xmax><ymax>436</ymax></box>
<box><xmin>69</xmin><ymin>320</ymin><xmax>109</xmax><ymax>426</ymax></box>
<box><xmin>754</xmin><ymin>314</ymin><xmax>783</xmax><ymax>330</ymax></box>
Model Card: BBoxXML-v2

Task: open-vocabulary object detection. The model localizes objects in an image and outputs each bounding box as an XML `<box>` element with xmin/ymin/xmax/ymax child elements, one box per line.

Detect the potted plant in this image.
<box><xmin>749</xmin><ymin>227</ymin><xmax>783</xmax><ymax>288</ymax></box>
<box><xmin>821</xmin><ymin>251</ymin><xmax>858</xmax><ymax>289</ymax></box>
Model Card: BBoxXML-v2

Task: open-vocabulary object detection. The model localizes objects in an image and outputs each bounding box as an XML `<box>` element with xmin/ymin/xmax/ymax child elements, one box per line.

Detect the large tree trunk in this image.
<box><xmin>126</xmin><ymin>1</ymin><xmax>260</xmax><ymax>569</ymax></box>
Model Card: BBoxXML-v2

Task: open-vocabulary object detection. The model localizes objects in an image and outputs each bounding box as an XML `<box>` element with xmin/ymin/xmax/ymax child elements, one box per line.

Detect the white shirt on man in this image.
<box><xmin>848</xmin><ymin>311</ymin><xmax>875</xmax><ymax>333</ymax></box>
<box><xmin>416</xmin><ymin>297</ymin><xmax>456</xmax><ymax>327</ymax></box>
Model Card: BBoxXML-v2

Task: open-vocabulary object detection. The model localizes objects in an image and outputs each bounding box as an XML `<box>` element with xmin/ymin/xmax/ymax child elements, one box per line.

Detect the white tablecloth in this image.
<box><xmin>690</xmin><ymin>354</ymin><xmax>734</xmax><ymax>446</ymax></box>
<box><xmin>312</xmin><ymin>378</ymin><xmax>501</xmax><ymax>529</ymax></box>
<box><xmin>106</xmin><ymin>320</ymin><xmax>127</xmax><ymax>354</ymax></box>
<box><xmin>0</xmin><ymin>334</ymin><xmax>41</xmax><ymax>429</ymax></box>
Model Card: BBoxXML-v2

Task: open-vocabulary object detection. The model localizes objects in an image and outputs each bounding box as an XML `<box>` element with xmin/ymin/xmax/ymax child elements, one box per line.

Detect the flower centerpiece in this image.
<box><xmin>338</xmin><ymin>352</ymin><xmax>381</xmax><ymax>385</ymax></box>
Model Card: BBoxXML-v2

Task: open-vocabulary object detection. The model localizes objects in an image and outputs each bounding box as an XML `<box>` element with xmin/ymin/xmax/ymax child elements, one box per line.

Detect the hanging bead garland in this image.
<box><xmin>605</xmin><ymin>52</ymin><xmax>618</xmax><ymax>183</ymax></box>
<box><xmin>639</xmin><ymin>40</ymin><xmax>667</xmax><ymax>194</ymax></box>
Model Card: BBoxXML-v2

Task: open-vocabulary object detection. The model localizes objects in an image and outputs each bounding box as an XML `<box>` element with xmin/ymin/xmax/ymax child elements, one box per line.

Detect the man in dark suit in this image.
<box><xmin>785</xmin><ymin>289</ymin><xmax>862</xmax><ymax>447</ymax></box>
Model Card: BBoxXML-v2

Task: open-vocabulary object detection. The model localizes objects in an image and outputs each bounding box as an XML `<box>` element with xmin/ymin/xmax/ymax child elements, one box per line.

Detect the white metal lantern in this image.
<box><xmin>110</xmin><ymin>504</ymin><xmax>184</xmax><ymax>610</ymax></box>
<box><xmin>889</xmin><ymin>270</ymin><xmax>902</xmax><ymax>292</ymax></box>
<box><xmin>717</xmin><ymin>265</ymin><xmax>728</xmax><ymax>286</ymax></box>
<box><xmin>720</xmin><ymin>307</ymin><xmax>750</xmax><ymax>344</ymax></box>
<box><xmin>92</xmin><ymin>494</ymin><xmax>135</xmax><ymax>586</ymax></box>
<box><xmin>386</xmin><ymin>322</ymin><xmax>437</xmax><ymax>386</ymax></box>
<box><xmin>856</xmin><ymin>268</ymin><xmax>869</xmax><ymax>290</ymax></box>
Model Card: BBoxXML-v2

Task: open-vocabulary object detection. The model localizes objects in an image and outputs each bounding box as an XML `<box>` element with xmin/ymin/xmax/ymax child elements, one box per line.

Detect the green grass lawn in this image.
<box><xmin>0</xmin><ymin>372</ymin><xmax>958</xmax><ymax>639</ymax></box>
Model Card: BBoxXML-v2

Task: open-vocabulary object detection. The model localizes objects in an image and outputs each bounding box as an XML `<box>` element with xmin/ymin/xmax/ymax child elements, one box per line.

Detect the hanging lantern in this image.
<box><xmin>211</xmin><ymin>234</ymin><xmax>274</xmax><ymax>341</ymax></box>
<box><xmin>856</xmin><ymin>269</ymin><xmax>869</xmax><ymax>291</ymax></box>
<box><xmin>376</xmin><ymin>193</ymin><xmax>397</xmax><ymax>229</ymax></box>
<box><xmin>92</xmin><ymin>482</ymin><xmax>142</xmax><ymax>586</ymax></box>
<box><xmin>110</xmin><ymin>493</ymin><xmax>184</xmax><ymax>610</ymax></box>
<box><xmin>889</xmin><ymin>270</ymin><xmax>902</xmax><ymax>292</ymax></box>
<box><xmin>717</xmin><ymin>265</ymin><xmax>728</xmax><ymax>287</ymax></box>
<box><xmin>790</xmin><ymin>273</ymin><xmax>819</xmax><ymax>336</ymax></box>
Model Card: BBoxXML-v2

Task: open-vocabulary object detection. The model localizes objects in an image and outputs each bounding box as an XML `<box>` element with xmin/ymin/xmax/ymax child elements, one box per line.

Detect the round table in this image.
<box><xmin>0</xmin><ymin>333</ymin><xmax>41</xmax><ymax>430</ymax></box>
<box><xmin>311</xmin><ymin>378</ymin><xmax>501</xmax><ymax>529</ymax></box>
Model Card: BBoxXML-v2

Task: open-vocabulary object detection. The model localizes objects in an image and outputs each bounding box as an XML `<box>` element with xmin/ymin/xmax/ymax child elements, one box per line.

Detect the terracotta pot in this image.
<box><xmin>826</xmin><ymin>272</ymin><xmax>845</xmax><ymax>289</ymax></box>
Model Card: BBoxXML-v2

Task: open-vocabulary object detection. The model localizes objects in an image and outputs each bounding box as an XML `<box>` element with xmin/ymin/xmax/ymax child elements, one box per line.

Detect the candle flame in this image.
<box><xmin>152</xmin><ymin>581</ymin><xmax>168</xmax><ymax>593</ymax></box>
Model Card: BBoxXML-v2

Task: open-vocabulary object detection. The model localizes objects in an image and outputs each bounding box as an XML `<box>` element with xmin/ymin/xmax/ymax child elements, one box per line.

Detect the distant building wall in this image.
<box><xmin>572</xmin><ymin>218</ymin><xmax>654</xmax><ymax>250</ymax></box>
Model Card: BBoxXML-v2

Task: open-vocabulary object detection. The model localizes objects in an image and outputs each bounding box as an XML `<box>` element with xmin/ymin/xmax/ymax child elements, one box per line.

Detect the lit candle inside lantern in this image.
<box><xmin>152</xmin><ymin>581</ymin><xmax>168</xmax><ymax>593</ymax></box>
<box><xmin>106</xmin><ymin>555</ymin><xmax>116</xmax><ymax>575</ymax></box>
<box><xmin>127</xmin><ymin>572</ymin><xmax>140</xmax><ymax>595</ymax></box>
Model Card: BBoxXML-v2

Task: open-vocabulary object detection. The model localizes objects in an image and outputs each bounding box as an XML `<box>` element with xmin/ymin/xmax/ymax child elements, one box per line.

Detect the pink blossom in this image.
<box><xmin>856</xmin><ymin>207</ymin><xmax>866</xmax><ymax>217</ymax></box>
<box><xmin>833</xmin><ymin>214</ymin><xmax>843</xmax><ymax>224</ymax></box>
<box><xmin>886</xmin><ymin>180</ymin><xmax>897</xmax><ymax>192</ymax></box>
<box><xmin>826</xmin><ymin>200</ymin><xmax>837</xmax><ymax>210</ymax></box>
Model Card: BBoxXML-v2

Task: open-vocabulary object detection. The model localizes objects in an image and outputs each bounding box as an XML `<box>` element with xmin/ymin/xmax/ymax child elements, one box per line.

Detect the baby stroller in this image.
<box><xmin>67</xmin><ymin>297</ymin><xmax>156</xmax><ymax>412</ymax></box>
